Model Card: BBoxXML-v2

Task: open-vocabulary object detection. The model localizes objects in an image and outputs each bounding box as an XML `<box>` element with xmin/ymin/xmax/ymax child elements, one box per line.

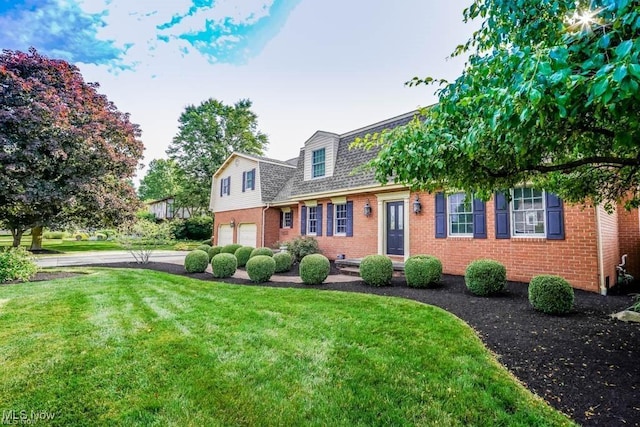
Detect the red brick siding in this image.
<box><xmin>617</xmin><ymin>207</ymin><xmax>640</xmax><ymax>279</ymax></box>
<box><xmin>278</xmin><ymin>207</ymin><xmax>300</xmax><ymax>245</ymax></box>
<box><xmin>597</xmin><ymin>205</ymin><xmax>619</xmax><ymax>291</ymax></box>
<box><xmin>213</xmin><ymin>208</ymin><xmax>264</xmax><ymax>246</ymax></box>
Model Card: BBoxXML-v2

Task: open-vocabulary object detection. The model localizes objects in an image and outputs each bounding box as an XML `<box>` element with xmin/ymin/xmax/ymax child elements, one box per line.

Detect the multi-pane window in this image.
<box><xmin>282</xmin><ymin>211</ymin><xmax>292</xmax><ymax>228</ymax></box>
<box><xmin>244</xmin><ymin>169</ymin><xmax>255</xmax><ymax>191</ymax></box>
<box><xmin>511</xmin><ymin>187</ymin><xmax>545</xmax><ymax>236</ymax></box>
<box><xmin>312</xmin><ymin>148</ymin><xmax>325</xmax><ymax>178</ymax></box>
<box><xmin>448</xmin><ymin>193</ymin><xmax>473</xmax><ymax>235</ymax></box>
<box><xmin>307</xmin><ymin>206</ymin><xmax>317</xmax><ymax>234</ymax></box>
<box><xmin>221</xmin><ymin>176</ymin><xmax>230</xmax><ymax>196</ymax></box>
<box><xmin>335</xmin><ymin>204</ymin><xmax>347</xmax><ymax>234</ymax></box>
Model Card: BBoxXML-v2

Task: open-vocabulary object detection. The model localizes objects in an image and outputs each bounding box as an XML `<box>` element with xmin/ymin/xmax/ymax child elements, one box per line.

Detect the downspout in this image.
<box><xmin>262</xmin><ymin>203</ymin><xmax>270</xmax><ymax>247</ymax></box>
<box><xmin>595</xmin><ymin>206</ymin><xmax>607</xmax><ymax>295</ymax></box>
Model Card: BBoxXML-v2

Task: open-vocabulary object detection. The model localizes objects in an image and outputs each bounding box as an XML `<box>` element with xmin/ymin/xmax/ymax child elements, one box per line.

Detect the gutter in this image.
<box><xmin>595</xmin><ymin>206</ymin><xmax>607</xmax><ymax>295</ymax></box>
<box><xmin>262</xmin><ymin>203</ymin><xmax>270</xmax><ymax>247</ymax></box>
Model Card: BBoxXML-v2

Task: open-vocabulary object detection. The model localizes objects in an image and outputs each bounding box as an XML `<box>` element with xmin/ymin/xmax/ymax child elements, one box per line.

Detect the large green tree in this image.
<box><xmin>167</xmin><ymin>98</ymin><xmax>268</xmax><ymax>210</ymax></box>
<box><xmin>356</xmin><ymin>0</ymin><xmax>640</xmax><ymax>208</ymax></box>
<box><xmin>138</xmin><ymin>158</ymin><xmax>181</xmax><ymax>201</ymax></box>
<box><xmin>0</xmin><ymin>48</ymin><xmax>144</xmax><ymax>248</ymax></box>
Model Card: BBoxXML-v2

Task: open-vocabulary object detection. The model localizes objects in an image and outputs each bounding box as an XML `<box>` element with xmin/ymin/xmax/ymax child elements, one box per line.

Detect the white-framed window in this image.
<box><xmin>312</xmin><ymin>148</ymin><xmax>325</xmax><ymax>178</ymax></box>
<box><xmin>282</xmin><ymin>211</ymin><xmax>292</xmax><ymax>228</ymax></box>
<box><xmin>448</xmin><ymin>192</ymin><xmax>473</xmax><ymax>236</ymax></box>
<box><xmin>335</xmin><ymin>204</ymin><xmax>347</xmax><ymax>234</ymax></box>
<box><xmin>511</xmin><ymin>187</ymin><xmax>545</xmax><ymax>237</ymax></box>
<box><xmin>220</xmin><ymin>176</ymin><xmax>230</xmax><ymax>196</ymax></box>
<box><xmin>307</xmin><ymin>206</ymin><xmax>317</xmax><ymax>234</ymax></box>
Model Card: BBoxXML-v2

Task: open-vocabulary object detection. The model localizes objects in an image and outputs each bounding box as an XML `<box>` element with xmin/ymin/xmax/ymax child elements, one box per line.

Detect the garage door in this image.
<box><xmin>238</xmin><ymin>223</ymin><xmax>257</xmax><ymax>247</ymax></box>
<box><xmin>217</xmin><ymin>224</ymin><xmax>233</xmax><ymax>246</ymax></box>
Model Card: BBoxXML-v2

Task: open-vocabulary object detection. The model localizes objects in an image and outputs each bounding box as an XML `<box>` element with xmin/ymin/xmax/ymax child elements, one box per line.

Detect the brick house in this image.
<box><xmin>209</xmin><ymin>111</ymin><xmax>640</xmax><ymax>294</ymax></box>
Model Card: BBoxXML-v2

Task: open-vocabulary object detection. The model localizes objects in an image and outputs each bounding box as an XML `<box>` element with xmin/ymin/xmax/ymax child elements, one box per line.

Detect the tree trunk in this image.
<box><xmin>11</xmin><ymin>229</ymin><xmax>23</xmax><ymax>248</ymax></box>
<box><xmin>30</xmin><ymin>226</ymin><xmax>43</xmax><ymax>251</ymax></box>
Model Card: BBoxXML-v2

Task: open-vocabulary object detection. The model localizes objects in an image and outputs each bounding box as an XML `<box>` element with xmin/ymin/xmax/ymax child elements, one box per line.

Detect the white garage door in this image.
<box><xmin>238</xmin><ymin>223</ymin><xmax>257</xmax><ymax>247</ymax></box>
<box><xmin>217</xmin><ymin>224</ymin><xmax>233</xmax><ymax>246</ymax></box>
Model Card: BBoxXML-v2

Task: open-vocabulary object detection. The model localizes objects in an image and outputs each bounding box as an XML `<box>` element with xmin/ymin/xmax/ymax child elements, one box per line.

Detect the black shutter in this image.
<box><xmin>251</xmin><ymin>168</ymin><xmax>256</xmax><ymax>190</ymax></box>
<box><xmin>220</xmin><ymin>179</ymin><xmax>223</xmax><ymax>197</ymax></box>
<box><xmin>546</xmin><ymin>192</ymin><xmax>565</xmax><ymax>240</ymax></box>
<box><xmin>435</xmin><ymin>192</ymin><xmax>447</xmax><ymax>238</ymax></box>
<box><xmin>473</xmin><ymin>198</ymin><xmax>487</xmax><ymax>239</ymax></box>
<box><xmin>279</xmin><ymin>211</ymin><xmax>283</xmax><ymax>229</ymax></box>
<box><xmin>326</xmin><ymin>203</ymin><xmax>333</xmax><ymax>236</ymax></box>
<box><xmin>346</xmin><ymin>201</ymin><xmax>354</xmax><ymax>237</ymax></box>
<box><xmin>301</xmin><ymin>206</ymin><xmax>307</xmax><ymax>235</ymax></box>
<box><xmin>317</xmin><ymin>204</ymin><xmax>323</xmax><ymax>236</ymax></box>
<box><xmin>226</xmin><ymin>177</ymin><xmax>231</xmax><ymax>195</ymax></box>
<box><xmin>495</xmin><ymin>191</ymin><xmax>510</xmax><ymax>239</ymax></box>
<box><xmin>242</xmin><ymin>172</ymin><xmax>246</xmax><ymax>192</ymax></box>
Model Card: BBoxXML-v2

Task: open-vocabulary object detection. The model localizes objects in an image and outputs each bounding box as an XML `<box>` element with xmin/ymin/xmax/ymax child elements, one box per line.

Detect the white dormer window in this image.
<box><xmin>312</xmin><ymin>148</ymin><xmax>325</xmax><ymax>178</ymax></box>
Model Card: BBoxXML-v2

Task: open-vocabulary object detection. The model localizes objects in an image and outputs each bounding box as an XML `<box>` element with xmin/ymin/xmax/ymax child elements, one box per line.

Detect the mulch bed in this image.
<box><xmin>28</xmin><ymin>262</ymin><xmax>640</xmax><ymax>426</ymax></box>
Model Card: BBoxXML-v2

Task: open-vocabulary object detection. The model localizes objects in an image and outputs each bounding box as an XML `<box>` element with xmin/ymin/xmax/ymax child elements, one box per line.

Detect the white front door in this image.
<box><xmin>238</xmin><ymin>223</ymin><xmax>257</xmax><ymax>247</ymax></box>
<box><xmin>217</xmin><ymin>224</ymin><xmax>233</xmax><ymax>246</ymax></box>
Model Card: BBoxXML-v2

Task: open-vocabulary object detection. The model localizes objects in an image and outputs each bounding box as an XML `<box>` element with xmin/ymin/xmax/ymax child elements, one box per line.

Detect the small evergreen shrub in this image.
<box><xmin>184</xmin><ymin>216</ymin><xmax>214</xmax><ymax>240</ymax></box>
<box><xmin>221</xmin><ymin>244</ymin><xmax>242</xmax><ymax>254</ymax></box>
<box><xmin>299</xmin><ymin>254</ymin><xmax>330</xmax><ymax>285</ymax></box>
<box><xmin>360</xmin><ymin>254</ymin><xmax>393</xmax><ymax>287</ymax></box>
<box><xmin>246</xmin><ymin>255</ymin><xmax>276</xmax><ymax>283</ymax></box>
<box><xmin>405</xmin><ymin>255</ymin><xmax>442</xmax><ymax>288</ymax></box>
<box><xmin>94</xmin><ymin>233</ymin><xmax>107</xmax><ymax>241</ymax></box>
<box><xmin>465</xmin><ymin>259</ymin><xmax>507</xmax><ymax>296</ymax></box>
<box><xmin>201</xmin><ymin>240</ymin><xmax>212</xmax><ymax>246</ymax></box>
<box><xmin>73</xmin><ymin>232</ymin><xmax>89</xmax><ymax>241</ymax></box>
<box><xmin>0</xmin><ymin>247</ymin><xmax>38</xmax><ymax>283</ymax></box>
<box><xmin>207</xmin><ymin>246</ymin><xmax>223</xmax><ymax>260</ymax></box>
<box><xmin>196</xmin><ymin>244</ymin><xmax>211</xmax><ymax>252</ymax></box>
<box><xmin>212</xmin><ymin>253</ymin><xmax>237</xmax><ymax>278</ymax></box>
<box><xmin>285</xmin><ymin>236</ymin><xmax>321</xmax><ymax>262</ymax></box>
<box><xmin>43</xmin><ymin>231</ymin><xmax>67</xmax><ymax>239</ymax></box>
<box><xmin>234</xmin><ymin>246</ymin><xmax>255</xmax><ymax>268</ymax></box>
<box><xmin>250</xmin><ymin>247</ymin><xmax>274</xmax><ymax>258</ymax></box>
<box><xmin>273</xmin><ymin>251</ymin><xmax>293</xmax><ymax>273</ymax></box>
<box><xmin>184</xmin><ymin>249</ymin><xmax>209</xmax><ymax>273</ymax></box>
<box><xmin>528</xmin><ymin>275</ymin><xmax>575</xmax><ymax>315</ymax></box>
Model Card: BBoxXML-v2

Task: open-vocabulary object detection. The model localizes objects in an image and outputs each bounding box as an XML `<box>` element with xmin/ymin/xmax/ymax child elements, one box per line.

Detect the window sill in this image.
<box><xmin>448</xmin><ymin>235</ymin><xmax>474</xmax><ymax>239</ymax></box>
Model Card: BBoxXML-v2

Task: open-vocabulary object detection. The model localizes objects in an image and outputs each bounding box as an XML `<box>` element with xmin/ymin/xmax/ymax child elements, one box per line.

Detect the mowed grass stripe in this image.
<box><xmin>0</xmin><ymin>269</ymin><xmax>575</xmax><ymax>426</ymax></box>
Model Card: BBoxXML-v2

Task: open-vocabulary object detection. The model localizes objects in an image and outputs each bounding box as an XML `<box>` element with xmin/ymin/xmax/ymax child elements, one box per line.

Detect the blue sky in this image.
<box><xmin>0</xmin><ymin>0</ymin><xmax>474</xmax><ymax>180</ymax></box>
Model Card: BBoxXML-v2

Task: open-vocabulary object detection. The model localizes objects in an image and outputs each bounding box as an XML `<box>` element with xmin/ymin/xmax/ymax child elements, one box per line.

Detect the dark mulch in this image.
<box><xmin>32</xmin><ymin>262</ymin><xmax>640</xmax><ymax>426</ymax></box>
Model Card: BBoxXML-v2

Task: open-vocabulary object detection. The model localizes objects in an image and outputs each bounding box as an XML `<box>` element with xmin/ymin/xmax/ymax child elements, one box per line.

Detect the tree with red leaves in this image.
<box><xmin>0</xmin><ymin>48</ymin><xmax>144</xmax><ymax>248</ymax></box>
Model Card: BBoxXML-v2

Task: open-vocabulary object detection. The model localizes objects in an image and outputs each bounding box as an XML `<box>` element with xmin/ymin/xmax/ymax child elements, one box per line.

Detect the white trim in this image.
<box><xmin>447</xmin><ymin>192</ymin><xmax>474</xmax><ymax>237</ymax></box>
<box><xmin>510</xmin><ymin>187</ymin><xmax>547</xmax><ymax>238</ymax></box>
<box><xmin>375</xmin><ymin>191</ymin><xmax>411</xmax><ymax>260</ymax></box>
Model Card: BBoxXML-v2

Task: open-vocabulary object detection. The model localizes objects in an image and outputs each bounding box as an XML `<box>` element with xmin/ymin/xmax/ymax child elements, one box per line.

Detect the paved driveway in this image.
<box><xmin>35</xmin><ymin>250</ymin><xmax>187</xmax><ymax>268</ymax></box>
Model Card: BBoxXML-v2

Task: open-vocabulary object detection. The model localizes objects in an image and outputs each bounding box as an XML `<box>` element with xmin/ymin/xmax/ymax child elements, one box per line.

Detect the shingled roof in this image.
<box><xmin>259</xmin><ymin>161</ymin><xmax>296</xmax><ymax>202</ymax></box>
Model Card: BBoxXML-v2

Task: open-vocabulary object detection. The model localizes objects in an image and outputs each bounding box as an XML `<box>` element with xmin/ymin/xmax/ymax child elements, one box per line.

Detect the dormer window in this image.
<box><xmin>312</xmin><ymin>148</ymin><xmax>325</xmax><ymax>178</ymax></box>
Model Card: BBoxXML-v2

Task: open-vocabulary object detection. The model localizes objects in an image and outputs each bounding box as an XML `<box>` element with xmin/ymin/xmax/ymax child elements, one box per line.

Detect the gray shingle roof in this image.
<box><xmin>259</xmin><ymin>161</ymin><xmax>296</xmax><ymax>202</ymax></box>
<box><xmin>236</xmin><ymin>152</ymin><xmax>296</xmax><ymax>168</ymax></box>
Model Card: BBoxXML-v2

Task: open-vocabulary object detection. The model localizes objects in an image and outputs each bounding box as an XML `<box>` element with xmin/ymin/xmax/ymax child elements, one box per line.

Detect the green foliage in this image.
<box><xmin>273</xmin><ymin>251</ymin><xmax>293</xmax><ymax>273</ymax></box>
<box><xmin>221</xmin><ymin>244</ymin><xmax>242</xmax><ymax>255</ymax></box>
<box><xmin>117</xmin><ymin>220</ymin><xmax>174</xmax><ymax>264</ymax></box>
<box><xmin>465</xmin><ymin>260</ymin><xmax>507</xmax><ymax>296</ymax></box>
<box><xmin>195</xmin><ymin>245</ymin><xmax>211</xmax><ymax>252</ymax></box>
<box><xmin>284</xmin><ymin>236</ymin><xmax>321</xmax><ymax>262</ymax></box>
<box><xmin>138</xmin><ymin>159</ymin><xmax>181</xmax><ymax>201</ymax></box>
<box><xmin>184</xmin><ymin>250</ymin><xmax>209</xmax><ymax>274</ymax></box>
<box><xmin>246</xmin><ymin>255</ymin><xmax>276</xmax><ymax>283</ymax></box>
<box><xmin>353</xmin><ymin>1</ymin><xmax>640</xmax><ymax>208</ymax></box>
<box><xmin>73</xmin><ymin>232</ymin><xmax>89</xmax><ymax>241</ymax></box>
<box><xmin>43</xmin><ymin>231</ymin><xmax>68</xmax><ymax>239</ymax></box>
<box><xmin>201</xmin><ymin>240</ymin><xmax>212</xmax><ymax>246</ymax></box>
<box><xmin>94</xmin><ymin>233</ymin><xmax>107</xmax><ymax>241</ymax></box>
<box><xmin>184</xmin><ymin>216</ymin><xmax>213</xmax><ymax>241</ymax></box>
<box><xmin>0</xmin><ymin>247</ymin><xmax>37</xmax><ymax>283</ymax></box>
<box><xmin>136</xmin><ymin>211</ymin><xmax>157</xmax><ymax>222</ymax></box>
<box><xmin>207</xmin><ymin>246</ymin><xmax>222</xmax><ymax>260</ymax></box>
<box><xmin>405</xmin><ymin>255</ymin><xmax>442</xmax><ymax>288</ymax></box>
<box><xmin>360</xmin><ymin>255</ymin><xmax>393</xmax><ymax>287</ymax></box>
<box><xmin>97</xmin><ymin>229</ymin><xmax>117</xmax><ymax>238</ymax></box>
<box><xmin>250</xmin><ymin>247</ymin><xmax>273</xmax><ymax>258</ymax></box>
<box><xmin>211</xmin><ymin>253</ymin><xmax>237</xmax><ymax>278</ymax></box>
<box><xmin>234</xmin><ymin>246</ymin><xmax>254</xmax><ymax>268</ymax></box>
<box><xmin>528</xmin><ymin>275</ymin><xmax>575</xmax><ymax>315</ymax></box>
<box><xmin>299</xmin><ymin>254</ymin><xmax>330</xmax><ymax>285</ymax></box>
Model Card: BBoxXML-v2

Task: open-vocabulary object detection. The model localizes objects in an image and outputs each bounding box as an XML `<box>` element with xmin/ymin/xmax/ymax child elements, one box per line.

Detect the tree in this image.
<box><xmin>138</xmin><ymin>158</ymin><xmax>181</xmax><ymax>201</ymax></box>
<box><xmin>0</xmin><ymin>48</ymin><xmax>144</xmax><ymax>248</ymax></box>
<box><xmin>355</xmin><ymin>1</ymin><xmax>640</xmax><ymax>209</ymax></box>
<box><xmin>167</xmin><ymin>98</ymin><xmax>268</xmax><ymax>210</ymax></box>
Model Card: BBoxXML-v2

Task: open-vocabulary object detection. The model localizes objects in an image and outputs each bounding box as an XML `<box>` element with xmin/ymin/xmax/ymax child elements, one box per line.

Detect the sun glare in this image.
<box><xmin>566</xmin><ymin>5</ymin><xmax>607</xmax><ymax>33</ymax></box>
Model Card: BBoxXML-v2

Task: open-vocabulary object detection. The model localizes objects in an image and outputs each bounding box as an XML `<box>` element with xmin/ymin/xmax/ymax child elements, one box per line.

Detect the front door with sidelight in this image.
<box><xmin>386</xmin><ymin>201</ymin><xmax>404</xmax><ymax>256</ymax></box>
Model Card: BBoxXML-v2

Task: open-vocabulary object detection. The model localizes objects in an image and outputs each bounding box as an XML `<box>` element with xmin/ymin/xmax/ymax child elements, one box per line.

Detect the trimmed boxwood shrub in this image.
<box><xmin>246</xmin><ymin>255</ymin><xmax>276</xmax><ymax>283</ymax></box>
<box><xmin>273</xmin><ymin>251</ymin><xmax>293</xmax><ymax>273</ymax></box>
<box><xmin>212</xmin><ymin>253</ymin><xmax>237</xmax><ymax>278</ymax></box>
<box><xmin>360</xmin><ymin>254</ymin><xmax>393</xmax><ymax>287</ymax></box>
<box><xmin>221</xmin><ymin>244</ymin><xmax>242</xmax><ymax>254</ymax></box>
<box><xmin>528</xmin><ymin>275</ymin><xmax>574</xmax><ymax>315</ymax></box>
<box><xmin>250</xmin><ymin>247</ymin><xmax>274</xmax><ymax>258</ymax></box>
<box><xmin>196</xmin><ymin>244</ymin><xmax>211</xmax><ymax>252</ymax></box>
<box><xmin>234</xmin><ymin>246</ymin><xmax>254</xmax><ymax>268</ymax></box>
<box><xmin>465</xmin><ymin>259</ymin><xmax>507</xmax><ymax>296</ymax></box>
<box><xmin>405</xmin><ymin>255</ymin><xmax>442</xmax><ymax>288</ymax></box>
<box><xmin>0</xmin><ymin>247</ymin><xmax>38</xmax><ymax>283</ymax></box>
<box><xmin>207</xmin><ymin>246</ymin><xmax>223</xmax><ymax>260</ymax></box>
<box><xmin>184</xmin><ymin>249</ymin><xmax>209</xmax><ymax>273</ymax></box>
<box><xmin>299</xmin><ymin>254</ymin><xmax>330</xmax><ymax>285</ymax></box>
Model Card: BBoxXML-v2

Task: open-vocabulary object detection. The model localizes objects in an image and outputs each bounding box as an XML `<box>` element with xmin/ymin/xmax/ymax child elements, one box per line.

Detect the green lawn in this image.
<box><xmin>0</xmin><ymin>269</ymin><xmax>574</xmax><ymax>426</ymax></box>
<box><xmin>0</xmin><ymin>236</ymin><xmax>200</xmax><ymax>252</ymax></box>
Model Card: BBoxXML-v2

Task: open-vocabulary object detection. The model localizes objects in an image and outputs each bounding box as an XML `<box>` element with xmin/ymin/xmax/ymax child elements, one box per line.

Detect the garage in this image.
<box><xmin>238</xmin><ymin>223</ymin><xmax>257</xmax><ymax>247</ymax></box>
<box><xmin>217</xmin><ymin>224</ymin><xmax>233</xmax><ymax>246</ymax></box>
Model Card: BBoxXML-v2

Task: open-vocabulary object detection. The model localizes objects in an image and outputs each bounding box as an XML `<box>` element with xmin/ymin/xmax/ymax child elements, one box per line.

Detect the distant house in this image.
<box><xmin>147</xmin><ymin>196</ymin><xmax>192</xmax><ymax>220</ymax></box>
<box><xmin>209</xmin><ymin>111</ymin><xmax>640</xmax><ymax>294</ymax></box>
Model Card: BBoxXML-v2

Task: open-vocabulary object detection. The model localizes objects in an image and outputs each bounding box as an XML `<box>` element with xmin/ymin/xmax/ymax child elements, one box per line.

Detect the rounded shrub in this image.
<box><xmin>212</xmin><ymin>253</ymin><xmax>237</xmax><ymax>278</ymax></box>
<box><xmin>221</xmin><ymin>244</ymin><xmax>242</xmax><ymax>255</ymax></box>
<box><xmin>94</xmin><ymin>233</ymin><xmax>107</xmax><ymax>241</ymax></box>
<box><xmin>299</xmin><ymin>254</ymin><xmax>331</xmax><ymax>285</ymax></box>
<box><xmin>234</xmin><ymin>246</ymin><xmax>255</xmax><ymax>268</ymax></box>
<box><xmin>196</xmin><ymin>244</ymin><xmax>211</xmax><ymax>252</ymax></box>
<box><xmin>464</xmin><ymin>259</ymin><xmax>507</xmax><ymax>296</ymax></box>
<box><xmin>360</xmin><ymin>254</ymin><xmax>393</xmax><ymax>287</ymax></box>
<box><xmin>250</xmin><ymin>247</ymin><xmax>274</xmax><ymax>258</ymax></box>
<box><xmin>201</xmin><ymin>240</ymin><xmax>212</xmax><ymax>246</ymax></box>
<box><xmin>405</xmin><ymin>255</ymin><xmax>442</xmax><ymax>288</ymax></box>
<box><xmin>207</xmin><ymin>246</ymin><xmax>223</xmax><ymax>260</ymax></box>
<box><xmin>528</xmin><ymin>275</ymin><xmax>574</xmax><ymax>315</ymax></box>
<box><xmin>0</xmin><ymin>247</ymin><xmax>38</xmax><ymax>283</ymax></box>
<box><xmin>273</xmin><ymin>251</ymin><xmax>293</xmax><ymax>273</ymax></box>
<box><xmin>246</xmin><ymin>255</ymin><xmax>276</xmax><ymax>283</ymax></box>
<box><xmin>184</xmin><ymin>249</ymin><xmax>209</xmax><ymax>273</ymax></box>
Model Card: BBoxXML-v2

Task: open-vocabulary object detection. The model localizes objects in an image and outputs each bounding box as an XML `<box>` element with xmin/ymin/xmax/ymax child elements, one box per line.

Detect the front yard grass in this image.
<box><xmin>0</xmin><ymin>269</ymin><xmax>574</xmax><ymax>426</ymax></box>
<box><xmin>0</xmin><ymin>235</ymin><xmax>200</xmax><ymax>252</ymax></box>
